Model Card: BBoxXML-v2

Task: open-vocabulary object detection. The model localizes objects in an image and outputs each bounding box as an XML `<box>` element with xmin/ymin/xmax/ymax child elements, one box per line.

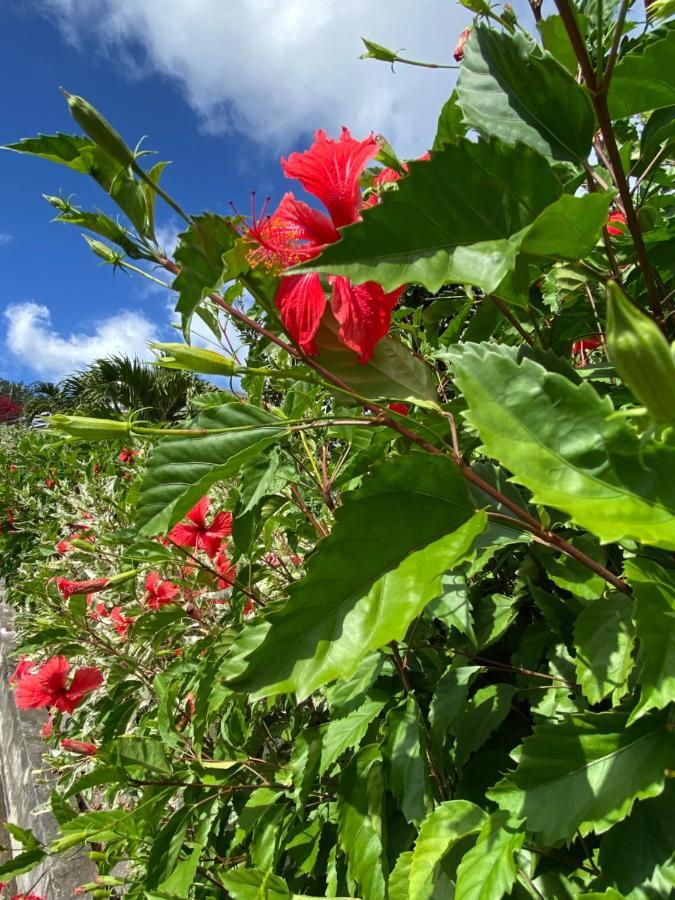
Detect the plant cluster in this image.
<box><xmin>1</xmin><ymin>0</ymin><xmax>674</xmax><ymax>897</ymax></box>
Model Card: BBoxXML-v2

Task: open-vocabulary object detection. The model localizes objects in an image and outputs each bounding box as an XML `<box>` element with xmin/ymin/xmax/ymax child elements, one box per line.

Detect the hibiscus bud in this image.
<box><xmin>47</xmin><ymin>414</ymin><xmax>131</xmax><ymax>440</ymax></box>
<box><xmin>62</xmin><ymin>90</ymin><xmax>135</xmax><ymax>168</ymax></box>
<box><xmin>61</xmin><ymin>738</ymin><xmax>97</xmax><ymax>756</ymax></box>
<box><xmin>606</xmin><ymin>280</ymin><xmax>675</xmax><ymax>423</ymax></box>
<box><xmin>501</xmin><ymin>3</ymin><xmax>517</xmax><ymax>26</ymax></box>
<box><xmin>84</xmin><ymin>236</ymin><xmax>120</xmax><ymax>263</ymax></box>
<box><xmin>453</xmin><ymin>27</ymin><xmax>472</xmax><ymax>62</ymax></box>
<box><xmin>360</xmin><ymin>38</ymin><xmax>398</xmax><ymax>63</ymax></box>
<box><xmin>149</xmin><ymin>342</ymin><xmax>236</xmax><ymax>376</ymax></box>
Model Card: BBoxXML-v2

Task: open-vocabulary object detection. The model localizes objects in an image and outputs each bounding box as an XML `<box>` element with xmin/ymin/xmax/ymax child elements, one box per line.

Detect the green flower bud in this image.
<box><xmin>47</xmin><ymin>415</ymin><xmax>132</xmax><ymax>440</ymax></box>
<box><xmin>62</xmin><ymin>90</ymin><xmax>135</xmax><ymax>168</ymax></box>
<box><xmin>606</xmin><ymin>280</ymin><xmax>675</xmax><ymax>423</ymax></box>
<box><xmin>150</xmin><ymin>342</ymin><xmax>237</xmax><ymax>376</ymax></box>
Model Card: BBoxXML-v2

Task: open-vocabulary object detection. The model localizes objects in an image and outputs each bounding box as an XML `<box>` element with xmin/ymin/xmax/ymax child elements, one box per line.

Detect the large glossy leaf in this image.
<box><xmin>319</xmin><ymin>694</ymin><xmax>387</xmax><ymax>775</ymax></box>
<box><xmin>456</xmin><ymin>25</ymin><xmax>595</xmax><ymax>161</ymax></box>
<box><xmin>295</xmin><ymin>140</ymin><xmax>609</xmax><ymax>297</ymax></box>
<box><xmin>385</xmin><ymin>698</ymin><xmax>431</xmax><ymax>825</ymax></box>
<box><xmin>488</xmin><ymin>710</ymin><xmax>674</xmax><ymax>843</ymax></box>
<box><xmin>137</xmin><ymin>402</ymin><xmax>289</xmax><ymax>535</ymax></box>
<box><xmin>573</xmin><ymin>594</ymin><xmax>635</xmax><ymax>705</ymax></box>
<box><xmin>229</xmin><ymin>454</ymin><xmax>485</xmax><ymax>700</ymax></box>
<box><xmin>448</xmin><ymin>343</ymin><xmax>675</xmax><ymax>550</ymax></box>
<box><xmin>314</xmin><ymin>310</ymin><xmax>438</xmax><ymax>407</ymax></box>
<box><xmin>598</xmin><ymin>784</ymin><xmax>675</xmax><ymax>898</ymax></box>
<box><xmin>337</xmin><ymin>745</ymin><xmax>387</xmax><ymax>900</ymax></box>
<box><xmin>409</xmin><ymin>800</ymin><xmax>487</xmax><ymax>898</ymax></box>
<box><xmin>173</xmin><ymin>212</ymin><xmax>238</xmax><ymax>338</ymax></box>
<box><xmin>451</xmin><ymin>684</ymin><xmax>516</xmax><ymax>769</ymax></box>
<box><xmin>454</xmin><ymin>812</ymin><xmax>525</xmax><ymax>900</ymax></box>
<box><xmin>625</xmin><ymin>558</ymin><xmax>675</xmax><ymax>723</ymax></box>
<box><xmin>609</xmin><ymin>25</ymin><xmax>675</xmax><ymax>118</ymax></box>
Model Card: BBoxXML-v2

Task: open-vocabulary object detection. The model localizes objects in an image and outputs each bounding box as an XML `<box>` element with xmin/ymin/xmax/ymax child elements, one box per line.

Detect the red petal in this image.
<box><xmin>282</xmin><ymin>128</ymin><xmax>379</xmax><ymax>227</ymax></box>
<box><xmin>199</xmin><ymin>532</ymin><xmax>225</xmax><ymax>559</ymax></box>
<box><xmin>209</xmin><ymin>510</ymin><xmax>233</xmax><ymax>538</ymax></box>
<box><xmin>145</xmin><ymin>571</ymin><xmax>160</xmax><ymax>595</ymax></box>
<box><xmin>15</xmin><ymin>674</ymin><xmax>53</xmax><ymax>710</ymax></box>
<box><xmin>186</xmin><ymin>496</ymin><xmax>210</xmax><ymax>528</ymax></box>
<box><xmin>67</xmin><ymin>667</ymin><xmax>104</xmax><ymax>704</ymax></box>
<box><xmin>167</xmin><ymin>521</ymin><xmax>200</xmax><ymax>547</ymax></box>
<box><xmin>275</xmin><ymin>274</ymin><xmax>327</xmax><ymax>355</ymax></box>
<box><xmin>330</xmin><ymin>277</ymin><xmax>403</xmax><ymax>363</ymax></box>
<box><xmin>276</xmin><ymin>192</ymin><xmax>339</xmax><ymax>248</ymax></box>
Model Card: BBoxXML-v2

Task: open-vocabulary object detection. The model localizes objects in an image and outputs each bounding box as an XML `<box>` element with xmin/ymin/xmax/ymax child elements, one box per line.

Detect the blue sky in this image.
<box><xmin>1</xmin><ymin>0</ymin><xmax>471</xmax><ymax>384</ymax></box>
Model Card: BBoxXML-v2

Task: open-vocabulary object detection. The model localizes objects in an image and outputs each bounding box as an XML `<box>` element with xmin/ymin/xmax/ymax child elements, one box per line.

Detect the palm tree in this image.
<box><xmin>23</xmin><ymin>357</ymin><xmax>213</xmax><ymax>423</ymax></box>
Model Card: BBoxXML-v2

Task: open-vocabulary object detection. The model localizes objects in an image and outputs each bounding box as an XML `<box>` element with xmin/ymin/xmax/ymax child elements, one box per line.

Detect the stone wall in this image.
<box><xmin>0</xmin><ymin>601</ymin><xmax>97</xmax><ymax>898</ymax></box>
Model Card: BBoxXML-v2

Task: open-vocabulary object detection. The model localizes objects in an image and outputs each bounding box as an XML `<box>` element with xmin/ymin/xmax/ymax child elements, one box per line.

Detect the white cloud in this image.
<box><xmin>4</xmin><ymin>301</ymin><xmax>160</xmax><ymax>381</ymax></box>
<box><xmin>37</xmin><ymin>0</ymin><xmax>469</xmax><ymax>157</ymax></box>
<box><xmin>0</xmin><ymin>234</ymin><xmax>14</xmax><ymax>246</ymax></box>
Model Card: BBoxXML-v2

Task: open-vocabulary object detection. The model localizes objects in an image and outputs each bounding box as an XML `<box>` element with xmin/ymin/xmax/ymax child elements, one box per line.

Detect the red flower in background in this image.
<box><xmin>607</xmin><ymin>211</ymin><xmax>627</xmax><ymax>236</ymax></box>
<box><xmin>11</xmin><ymin>894</ymin><xmax>44</xmax><ymax>900</ymax></box>
<box><xmin>61</xmin><ymin>738</ymin><xmax>97</xmax><ymax>756</ymax></box>
<box><xmin>56</xmin><ymin>577</ymin><xmax>109</xmax><ymax>599</ymax></box>
<box><xmin>214</xmin><ymin>549</ymin><xmax>236</xmax><ymax>590</ymax></box>
<box><xmin>572</xmin><ymin>334</ymin><xmax>604</xmax><ymax>367</ymax></box>
<box><xmin>109</xmin><ymin>607</ymin><xmax>134</xmax><ymax>638</ymax></box>
<box><xmin>0</xmin><ymin>395</ymin><xmax>22</xmax><ymax>423</ymax></box>
<box><xmin>245</xmin><ymin>128</ymin><xmax>404</xmax><ymax>363</ymax></box>
<box><xmin>168</xmin><ymin>497</ymin><xmax>232</xmax><ymax>558</ymax></box>
<box><xmin>118</xmin><ymin>447</ymin><xmax>139</xmax><ymax>464</ymax></box>
<box><xmin>145</xmin><ymin>571</ymin><xmax>180</xmax><ymax>610</ymax></box>
<box><xmin>14</xmin><ymin>656</ymin><xmax>103</xmax><ymax>714</ymax></box>
<box><xmin>387</xmin><ymin>402</ymin><xmax>410</xmax><ymax>416</ymax></box>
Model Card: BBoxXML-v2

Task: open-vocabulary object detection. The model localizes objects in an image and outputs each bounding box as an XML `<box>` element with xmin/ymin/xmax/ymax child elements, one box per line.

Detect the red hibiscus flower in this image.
<box><xmin>607</xmin><ymin>211</ymin><xmax>627</xmax><ymax>236</ymax></box>
<box><xmin>387</xmin><ymin>402</ymin><xmax>410</xmax><ymax>416</ymax></box>
<box><xmin>118</xmin><ymin>447</ymin><xmax>139</xmax><ymax>464</ymax></box>
<box><xmin>61</xmin><ymin>738</ymin><xmax>97</xmax><ymax>756</ymax></box>
<box><xmin>453</xmin><ymin>27</ymin><xmax>472</xmax><ymax>62</ymax></box>
<box><xmin>167</xmin><ymin>497</ymin><xmax>232</xmax><ymax>558</ymax></box>
<box><xmin>214</xmin><ymin>549</ymin><xmax>236</xmax><ymax>590</ymax></box>
<box><xmin>145</xmin><ymin>571</ymin><xmax>180</xmax><ymax>610</ymax></box>
<box><xmin>572</xmin><ymin>334</ymin><xmax>604</xmax><ymax>367</ymax></box>
<box><xmin>245</xmin><ymin>128</ymin><xmax>404</xmax><ymax>363</ymax></box>
<box><xmin>56</xmin><ymin>577</ymin><xmax>109</xmax><ymax>599</ymax></box>
<box><xmin>14</xmin><ymin>656</ymin><xmax>103</xmax><ymax>714</ymax></box>
<box><xmin>109</xmin><ymin>607</ymin><xmax>134</xmax><ymax>638</ymax></box>
<box><xmin>9</xmin><ymin>655</ymin><xmax>37</xmax><ymax>685</ymax></box>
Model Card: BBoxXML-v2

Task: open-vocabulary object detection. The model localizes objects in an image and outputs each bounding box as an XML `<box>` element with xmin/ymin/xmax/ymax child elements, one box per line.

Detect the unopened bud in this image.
<box><xmin>62</xmin><ymin>90</ymin><xmax>135</xmax><ymax>168</ymax></box>
<box><xmin>606</xmin><ymin>280</ymin><xmax>675</xmax><ymax>423</ymax></box>
<box><xmin>47</xmin><ymin>414</ymin><xmax>132</xmax><ymax>440</ymax></box>
<box><xmin>453</xmin><ymin>28</ymin><xmax>472</xmax><ymax>63</ymax></box>
<box><xmin>150</xmin><ymin>342</ymin><xmax>236</xmax><ymax>376</ymax></box>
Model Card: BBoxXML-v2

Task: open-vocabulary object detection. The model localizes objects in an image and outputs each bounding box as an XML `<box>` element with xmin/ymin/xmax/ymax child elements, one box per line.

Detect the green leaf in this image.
<box><xmin>314</xmin><ymin>310</ymin><xmax>439</xmax><ymax>407</ymax></box>
<box><xmin>473</xmin><ymin>593</ymin><xmax>520</xmax><ymax>650</ymax></box>
<box><xmin>338</xmin><ymin>745</ymin><xmax>387</xmax><ymax>900</ymax></box>
<box><xmin>456</xmin><ymin>25</ymin><xmax>595</xmax><ymax>162</ymax></box>
<box><xmin>0</xmin><ymin>847</ymin><xmax>46</xmax><ymax>879</ymax></box>
<box><xmin>432</xmin><ymin>90</ymin><xmax>466</xmax><ymax>149</ymax></box>
<box><xmin>145</xmin><ymin>806</ymin><xmax>191</xmax><ymax>889</ymax></box>
<box><xmin>429</xmin><ymin>664</ymin><xmax>481</xmax><ymax>759</ymax></box>
<box><xmin>219</xmin><ymin>868</ymin><xmax>291</xmax><ymax>899</ymax></box>
<box><xmin>609</xmin><ymin>25</ymin><xmax>675</xmax><ymax>118</ymax></box>
<box><xmin>598</xmin><ymin>784</ymin><xmax>675</xmax><ymax>898</ymax></box>
<box><xmin>625</xmin><ymin>558</ymin><xmax>675</xmax><ymax>723</ymax></box>
<box><xmin>409</xmin><ymin>800</ymin><xmax>487</xmax><ymax>898</ymax></box>
<box><xmin>574</xmin><ymin>594</ymin><xmax>635</xmax><ymax>705</ymax></box>
<box><xmin>488</xmin><ymin>710</ymin><xmax>675</xmax><ymax>843</ymax></box>
<box><xmin>455</xmin><ymin>812</ymin><xmax>525</xmax><ymax>900</ymax></box>
<box><xmin>448</xmin><ymin>343</ymin><xmax>675</xmax><ymax>550</ymax></box>
<box><xmin>44</xmin><ymin>195</ymin><xmax>148</xmax><ymax>259</ymax></box>
<box><xmin>538</xmin><ymin>14</ymin><xmax>583</xmax><ymax>74</ymax></box>
<box><xmin>320</xmin><ymin>695</ymin><xmax>387</xmax><ymax>775</ymax></box>
<box><xmin>385</xmin><ymin>698</ymin><xmax>431</xmax><ymax>825</ymax></box>
<box><xmin>430</xmin><ymin>570</ymin><xmax>476</xmax><ymax>644</ymax></box>
<box><xmin>137</xmin><ymin>402</ymin><xmax>289</xmax><ymax>535</ymax></box>
<box><xmin>229</xmin><ymin>455</ymin><xmax>485</xmax><ymax>700</ymax></box>
<box><xmin>451</xmin><ymin>684</ymin><xmax>516</xmax><ymax>769</ymax></box>
<box><xmin>295</xmin><ymin>139</ymin><xmax>608</xmax><ymax>297</ymax></box>
<box><xmin>112</xmin><ymin>736</ymin><xmax>172</xmax><ymax>775</ymax></box>
<box><xmin>172</xmin><ymin>213</ymin><xmax>237</xmax><ymax>339</ymax></box>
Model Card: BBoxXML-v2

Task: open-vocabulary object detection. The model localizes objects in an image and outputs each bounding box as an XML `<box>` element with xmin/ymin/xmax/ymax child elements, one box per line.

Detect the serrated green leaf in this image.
<box><xmin>473</xmin><ymin>593</ymin><xmax>520</xmax><ymax>650</ymax></box>
<box><xmin>320</xmin><ymin>695</ymin><xmax>387</xmax><ymax>775</ymax></box>
<box><xmin>429</xmin><ymin>664</ymin><xmax>481</xmax><ymax>759</ymax></box>
<box><xmin>447</xmin><ymin>342</ymin><xmax>675</xmax><ymax>550</ymax></box>
<box><xmin>385</xmin><ymin>698</ymin><xmax>431</xmax><ymax>825</ymax></box>
<box><xmin>172</xmin><ymin>213</ymin><xmax>237</xmax><ymax>339</ymax></box>
<box><xmin>0</xmin><ymin>847</ymin><xmax>46</xmax><ymax>879</ymax></box>
<box><xmin>338</xmin><ymin>745</ymin><xmax>387</xmax><ymax>900</ymax></box>
<box><xmin>145</xmin><ymin>806</ymin><xmax>191</xmax><ymax>889</ymax></box>
<box><xmin>451</xmin><ymin>684</ymin><xmax>516</xmax><ymax>769</ymax></box>
<box><xmin>455</xmin><ymin>811</ymin><xmax>525</xmax><ymax>900</ymax></box>
<box><xmin>574</xmin><ymin>594</ymin><xmax>635</xmax><ymax>705</ymax></box>
<box><xmin>409</xmin><ymin>800</ymin><xmax>487</xmax><ymax>898</ymax></box>
<box><xmin>295</xmin><ymin>140</ymin><xmax>608</xmax><ymax>297</ymax></box>
<box><xmin>137</xmin><ymin>402</ymin><xmax>289</xmax><ymax>535</ymax></box>
<box><xmin>229</xmin><ymin>455</ymin><xmax>485</xmax><ymax>700</ymax></box>
<box><xmin>456</xmin><ymin>25</ymin><xmax>595</xmax><ymax>161</ymax></box>
<box><xmin>433</xmin><ymin>90</ymin><xmax>466</xmax><ymax>149</ymax></box>
<box><xmin>488</xmin><ymin>710</ymin><xmax>675</xmax><ymax>843</ymax></box>
<box><xmin>609</xmin><ymin>25</ymin><xmax>675</xmax><ymax>118</ymax></box>
<box><xmin>538</xmin><ymin>14</ymin><xmax>584</xmax><ymax>74</ymax></box>
<box><xmin>625</xmin><ymin>558</ymin><xmax>675</xmax><ymax>723</ymax></box>
<box><xmin>430</xmin><ymin>570</ymin><xmax>476</xmax><ymax>644</ymax></box>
